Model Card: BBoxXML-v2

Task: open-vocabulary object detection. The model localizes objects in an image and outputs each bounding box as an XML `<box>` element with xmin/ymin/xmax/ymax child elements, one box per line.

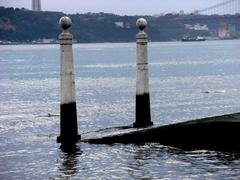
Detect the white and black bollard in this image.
<box><xmin>57</xmin><ymin>16</ymin><xmax>80</xmax><ymax>144</ymax></box>
<box><xmin>133</xmin><ymin>18</ymin><xmax>153</xmax><ymax>128</ymax></box>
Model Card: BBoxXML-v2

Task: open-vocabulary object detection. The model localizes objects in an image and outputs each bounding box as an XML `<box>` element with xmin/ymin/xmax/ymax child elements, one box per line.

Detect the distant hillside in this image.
<box><xmin>0</xmin><ymin>7</ymin><xmax>239</xmax><ymax>43</ymax></box>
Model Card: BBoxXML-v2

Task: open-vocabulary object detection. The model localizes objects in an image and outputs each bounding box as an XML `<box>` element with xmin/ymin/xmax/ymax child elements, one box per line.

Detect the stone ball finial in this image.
<box><xmin>136</xmin><ymin>18</ymin><xmax>147</xmax><ymax>31</ymax></box>
<box><xmin>59</xmin><ymin>16</ymin><xmax>72</xmax><ymax>30</ymax></box>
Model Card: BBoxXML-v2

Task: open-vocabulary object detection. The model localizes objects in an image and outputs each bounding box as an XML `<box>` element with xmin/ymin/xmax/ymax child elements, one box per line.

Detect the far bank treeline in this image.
<box><xmin>0</xmin><ymin>7</ymin><xmax>240</xmax><ymax>43</ymax></box>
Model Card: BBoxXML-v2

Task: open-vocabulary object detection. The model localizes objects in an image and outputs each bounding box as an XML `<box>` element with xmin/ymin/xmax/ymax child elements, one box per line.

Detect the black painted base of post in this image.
<box><xmin>57</xmin><ymin>135</ymin><xmax>81</xmax><ymax>144</ymax></box>
<box><xmin>134</xmin><ymin>94</ymin><xmax>153</xmax><ymax>128</ymax></box>
<box><xmin>57</xmin><ymin>102</ymin><xmax>81</xmax><ymax>144</ymax></box>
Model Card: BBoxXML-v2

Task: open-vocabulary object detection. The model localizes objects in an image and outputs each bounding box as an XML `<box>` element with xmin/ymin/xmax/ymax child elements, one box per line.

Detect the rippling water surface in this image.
<box><xmin>1</xmin><ymin>40</ymin><xmax>240</xmax><ymax>179</ymax></box>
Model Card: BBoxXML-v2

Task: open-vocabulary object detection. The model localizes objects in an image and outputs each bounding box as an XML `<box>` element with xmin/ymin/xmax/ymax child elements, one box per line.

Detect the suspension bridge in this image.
<box><xmin>195</xmin><ymin>0</ymin><xmax>240</xmax><ymax>15</ymax></box>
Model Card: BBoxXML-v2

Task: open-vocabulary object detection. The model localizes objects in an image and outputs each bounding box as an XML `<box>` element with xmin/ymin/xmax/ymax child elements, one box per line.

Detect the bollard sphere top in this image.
<box><xmin>136</xmin><ymin>18</ymin><xmax>147</xmax><ymax>31</ymax></box>
<box><xmin>59</xmin><ymin>16</ymin><xmax>72</xmax><ymax>30</ymax></box>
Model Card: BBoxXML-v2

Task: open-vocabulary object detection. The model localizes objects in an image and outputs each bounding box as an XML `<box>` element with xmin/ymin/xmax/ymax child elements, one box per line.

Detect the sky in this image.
<box><xmin>0</xmin><ymin>0</ymin><xmax>222</xmax><ymax>15</ymax></box>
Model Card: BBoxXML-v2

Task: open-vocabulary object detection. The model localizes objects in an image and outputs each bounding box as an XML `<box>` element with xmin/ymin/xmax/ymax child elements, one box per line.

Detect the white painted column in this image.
<box><xmin>133</xmin><ymin>18</ymin><xmax>153</xmax><ymax>128</ymax></box>
<box><xmin>57</xmin><ymin>16</ymin><xmax>80</xmax><ymax>144</ymax></box>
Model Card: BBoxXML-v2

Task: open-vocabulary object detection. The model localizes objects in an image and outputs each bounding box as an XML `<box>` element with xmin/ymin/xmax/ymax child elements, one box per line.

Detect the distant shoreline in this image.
<box><xmin>1</xmin><ymin>38</ymin><xmax>240</xmax><ymax>46</ymax></box>
<box><xmin>1</xmin><ymin>7</ymin><xmax>240</xmax><ymax>44</ymax></box>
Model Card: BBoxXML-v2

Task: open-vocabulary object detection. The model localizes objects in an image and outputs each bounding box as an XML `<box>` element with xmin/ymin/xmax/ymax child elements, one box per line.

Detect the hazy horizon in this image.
<box><xmin>0</xmin><ymin>0</ymin><xmax>222</xmax><ymax>16</ymax></box>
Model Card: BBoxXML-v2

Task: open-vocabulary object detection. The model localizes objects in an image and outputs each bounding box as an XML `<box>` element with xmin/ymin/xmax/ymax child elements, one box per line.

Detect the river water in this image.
<box><xmin>1</xmin><ymin>40</ymin><xmax>240</xmax><ymax>179</ymax></box>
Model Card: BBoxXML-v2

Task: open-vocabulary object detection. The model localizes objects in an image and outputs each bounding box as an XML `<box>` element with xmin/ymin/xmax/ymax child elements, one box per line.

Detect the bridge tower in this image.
<box><xmin>32</xmin><ymin>0</ymin><xmax>42</xmax><ymax>11</ymax></box>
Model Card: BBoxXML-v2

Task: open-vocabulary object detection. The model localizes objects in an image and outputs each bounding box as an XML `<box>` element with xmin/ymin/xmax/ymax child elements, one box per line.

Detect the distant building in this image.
<box><xmin>114</xmin><ymin>22</ymin><xmax>131</xmax><ymax>29</ymax></box>
<box><xmin>171</xmin><ymin>12</ymin><xmax>178</xmax><ymax>15</ymax></box>
<box><xmin>194</xmin><ymin>24</ymin><xmax>209</xmax><ymax>31</ymax></box>
<box><xmin>153</xmin><ymin>13</ymin><xmax>165</xmax><ymax>17</ymax></box>
<box><xmin>184</xmin><ymin>24</ymin><xmax>209</xmax><ymax>31</ymax></box>
<box><xmin>218</xmin><ymin>23</ymin><xmax>229</xmax><ymax>39</ymax></box>
<box><xmin>193</xmin><ymin>10</ymin><xmax>199</xmax><ymax>15</ymax></box>
<box><xmin>179</xmin><ymin>10</ymin><xmax>185</xmax><ymax>16</ymax></box>
<box><xmin>115</xmin><ymin>22</ymin><xmax>124</xmax><ymax>28</ymax></box>
<box><xmin>32</xmin><ymin>0</ymin><xmax>41</xmax><ymax>11</ymax></box>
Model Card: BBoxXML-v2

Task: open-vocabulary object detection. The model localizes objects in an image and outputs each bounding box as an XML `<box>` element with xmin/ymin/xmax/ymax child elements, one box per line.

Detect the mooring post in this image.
<box><xmin>133</xmin><ymin>18</ymin><xmax>153</xmax><ymax>128</ymax></box>
<box><xmin>57</xmin><ymin>16</ymin><xmax>81</xmax><ymax>144</ymax></box>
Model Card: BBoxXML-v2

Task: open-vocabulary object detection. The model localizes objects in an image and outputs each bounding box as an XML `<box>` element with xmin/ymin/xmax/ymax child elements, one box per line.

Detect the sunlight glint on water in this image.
<box><xmin>1</xmin><ymin>40</ymin><xmax>240</xmax><ymax>179</ymax></box>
